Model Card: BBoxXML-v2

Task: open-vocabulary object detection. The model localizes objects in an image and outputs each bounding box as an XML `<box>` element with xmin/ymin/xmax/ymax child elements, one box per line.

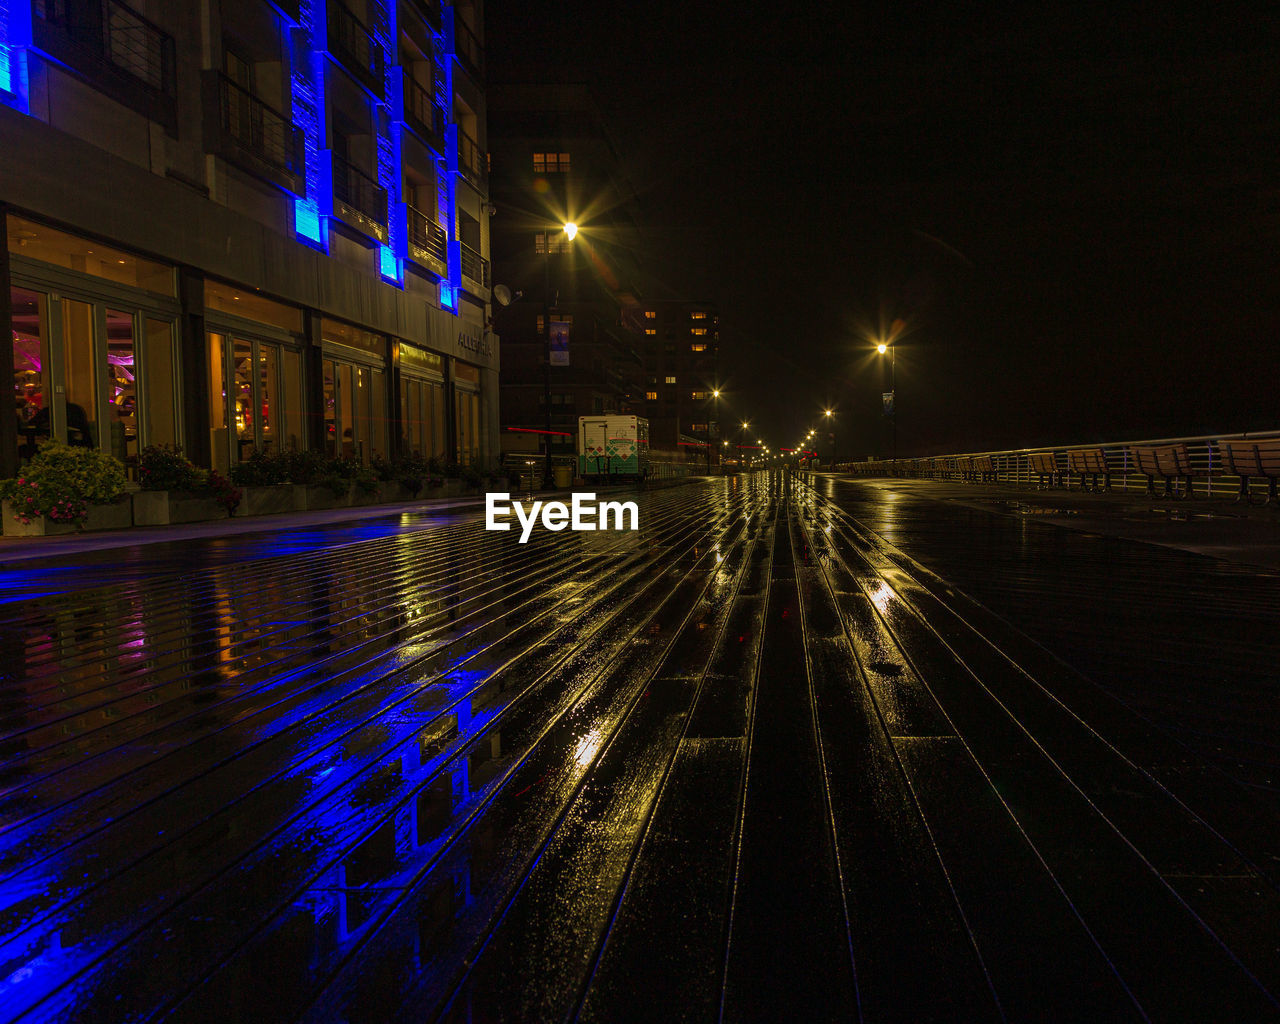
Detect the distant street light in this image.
<box><xmin>543</xmin><ymin>221</ymin><xmax>577</xmax><ymax>487</ymax></box>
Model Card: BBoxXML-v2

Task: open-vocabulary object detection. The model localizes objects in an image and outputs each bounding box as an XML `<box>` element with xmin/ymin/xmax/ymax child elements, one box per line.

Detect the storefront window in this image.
<box><xmin>8</xmin><ymin>216</ymin><xmax>175</xmax><ymax>295</ymax></box>
<box><xmin>281</xmin><ymin>349</ymin><xmax>303</xmax><ymax>452</ymax></box>
<box><xmin>62</xmin><ymin>299</ymin><xmax>97</xmax><ymax>447</ymax></box>
<box><xmin>209</xmin><ymin>333</ymin><xmax>229</xmax><ymax>474</ymax></box>
<box><xmin>259</xmin><ymin>345</ymin><xmax>279</xmax><ymax>452</ymax></box>
<box><xmin>143</xmin><ymin>319</ymin><xmax>178</xmax><ymax>449</ymax></box>
<box><xmin>12</xmin><ymin>288</ymin><xmax>49</xmax><ymax>463</ymax></box>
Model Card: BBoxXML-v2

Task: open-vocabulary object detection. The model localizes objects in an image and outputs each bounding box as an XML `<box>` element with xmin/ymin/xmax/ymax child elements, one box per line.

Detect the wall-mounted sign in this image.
<box><xmin>458</xmin><ymin>328</ymin><xmax>492</xmax><ymax>358</ymax></box>
<box><xmin>550</xmin><ymin>320</ymin><xmax>570</xmax><ymax>366</ymax></box>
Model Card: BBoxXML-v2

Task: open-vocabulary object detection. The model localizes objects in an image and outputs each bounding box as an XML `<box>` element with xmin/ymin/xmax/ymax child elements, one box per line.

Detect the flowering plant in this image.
<box><xmin>0</xmin><ymin>439</ymin><xmax>126</xmax><ymax>526</ymax></box>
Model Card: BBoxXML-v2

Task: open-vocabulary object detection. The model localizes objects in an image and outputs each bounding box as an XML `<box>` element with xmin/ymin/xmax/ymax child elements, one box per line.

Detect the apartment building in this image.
<box><xmin>485</xmin><ymin>81</ymin><xmax>646</xmax><ymax>463</ymax></box>
<box><xmin>640</xmin><ymin>300</ymin><xmax>720</xmax><ymax>452</ymax></box>
<box><xmin>0</xmin><ymin>0</ymin><xmax>495</xmax><ymax>479</ymax></box>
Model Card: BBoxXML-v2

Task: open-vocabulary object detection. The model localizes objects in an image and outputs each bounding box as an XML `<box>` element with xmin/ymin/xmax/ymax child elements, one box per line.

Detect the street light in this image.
<box><xmin>876</xmin><ymin>338</ymin><xmax>897</xmax><ymax>462</ymax></box>
<box><xmin>705</xmin><ymin>389</ymin><xmax>721</xmax><ymax>475</ymax></box>
<box><xmin>543</xmin><ymin>221</ymin><xmax>576</xmax><ymax>488</ymax></box>
<box><xmin>823</xmin><ymin>408</ymin><xmax>836</xmax><ymax>468</ymax></box>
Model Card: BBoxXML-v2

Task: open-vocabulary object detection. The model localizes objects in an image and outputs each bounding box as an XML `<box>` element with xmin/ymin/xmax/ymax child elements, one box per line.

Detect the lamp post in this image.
<box><xmin>876</xmin><ymin>340</ymin><xmax>896</xmax><ymax>462</ymax></box>
<box><xmin>705</xmin><ymin>389</ymin><xmax>720</xmax><ymax>475</ymax></box>
<box><xmin>543</xmin><ymin>222</ymin><xmax>577</xmax><ymax>488</ymax></box>
<box><xmin>738</xmin><ymin>420</ymin><xmax>749</xmax><ymax>471</ymax></box>
<box><xmin>823</xmin><ymin>408</ymin><xmax>835</xmax><ymax>468</ymax></box>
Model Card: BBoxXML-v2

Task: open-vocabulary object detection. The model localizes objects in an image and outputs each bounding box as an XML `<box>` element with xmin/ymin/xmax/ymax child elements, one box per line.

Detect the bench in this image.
<box><xmin>1216</xmin><ymin>438</ymin><xmax>1280</xmax><ymax>504</ymax></box>
<box><xmin>1028</xmin><ymin>451</ymin><xmax>1059</xmax><ymax>488</ymax></box>
<box><xmin>1129</xmin><ymin>443</ymin><xmax>1197</xmax><ymax>497</ymax></box>
<box><xmin>1067</xmin><ymin>448</ymin><xmax>1110</xmax><ymax>491</ymax></box>
<box><xmin>971</xmin><ymin>454</ymin><xmax>995</xmax><ymax>482</ymax></box>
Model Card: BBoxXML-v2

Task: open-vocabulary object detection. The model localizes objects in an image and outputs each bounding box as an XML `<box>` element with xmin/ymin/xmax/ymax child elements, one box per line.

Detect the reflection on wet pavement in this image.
<box><xmin>1</xmin><ymin>473</ymin><xmax>1278</xmax><ymax>1021</ymax></box>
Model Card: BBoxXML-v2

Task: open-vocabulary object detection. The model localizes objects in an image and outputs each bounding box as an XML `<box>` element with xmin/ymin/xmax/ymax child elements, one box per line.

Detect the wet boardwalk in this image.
<box><xmin>1</xmin><ymin>474</ymin><xmax>1278</xmax><ymax>1022</ymax></box>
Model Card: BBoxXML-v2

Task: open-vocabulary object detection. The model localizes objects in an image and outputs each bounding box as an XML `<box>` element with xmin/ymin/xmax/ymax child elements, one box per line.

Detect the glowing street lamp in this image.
<box><xmin>543</xmin><ymin>221</ymin><xmax>578</xmax><ymax>487</ymax></box>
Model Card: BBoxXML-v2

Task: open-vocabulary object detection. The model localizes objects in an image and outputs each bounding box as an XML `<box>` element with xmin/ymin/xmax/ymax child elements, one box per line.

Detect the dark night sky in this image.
<box><xmin>488</xmin><ymin>3</ymin><xmax>1280</xmax><ymax>457</ymax></box>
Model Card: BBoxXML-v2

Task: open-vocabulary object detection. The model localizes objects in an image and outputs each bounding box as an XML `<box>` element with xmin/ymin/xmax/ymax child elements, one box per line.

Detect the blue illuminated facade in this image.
<box><xmin>0</xmin><ymin>0</ymin><xmax>498</xmax><ymax>480</ymax></box>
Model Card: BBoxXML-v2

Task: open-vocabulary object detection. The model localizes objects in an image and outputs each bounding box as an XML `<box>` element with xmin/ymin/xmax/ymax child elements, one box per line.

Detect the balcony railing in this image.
<box><xmin>33</xmin><ymin>0</ymin><xmax>177</xmax><ymax>127</ymax></box>
<box><xmin>459</xmin><ymin>240</ymin><xmax>490</xmax><ymax>289</ymax></box>
<box><xmin>327</xmin><ymin>0</ymin><xmax>383</xmax><ymax>94</ymax></box>
<box><xmin>203</xmin><ymin>71</ymin><xmax>305</xmax><ymax>194</ymax></box>
<box><xmin>332</xmin><ymin>152</ymin><xmax>388</xmax><ymax>229</ymax></box>
<box><xmin>456</xmin><ymin>126</ymin><xmax>485</xmax><ymax>189</ymax></box>
<box><xmin>402</xmin><ymin>70</ymin><xmax>445</xmax><ymax>149</ymax></box>
<box><xmin>404</xmin><ymin>0</ymin><xmax>442</xmax><ymax>33</ymax></box>
<box><xmin>407</xmin><ymin>205</ymin><xmax>447</xmax><ymax>274</ymax></box>
<box><xmin>451</xmin><ymin>10</ymin><xmax>484</xmax><ymax>80</ymax></box>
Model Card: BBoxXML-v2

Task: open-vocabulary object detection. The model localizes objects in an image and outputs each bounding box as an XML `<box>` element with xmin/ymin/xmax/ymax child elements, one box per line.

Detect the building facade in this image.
<box><xmin>486</xmin><ymin>82</ymin><xmax>647</xmax><ymax>464</ymax></box>
<box><xmin>1</xmin><ymin>0</ymin><xmax>496</xmax><ymax>480</ymax></box>
<box><xmin>640</xmin><ymin>300</ymin><xmax>720</xmax><ymax>453</ymax></box>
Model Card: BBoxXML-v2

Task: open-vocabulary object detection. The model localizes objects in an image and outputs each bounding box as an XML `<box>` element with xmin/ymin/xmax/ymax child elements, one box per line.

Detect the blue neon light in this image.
<box><xmin>0</xmin><ymin>0</ymin><xmax>32</xmax><ymax>112</ymax></box>
<box><xmin>291</xmin><ymin>0</ymin><xmax>328</xmax><ymax>251</ymax></box>
<box><xmin>372</xmin><ymin>0</ymin><xmax>402</xmax><ymax>285</ymax></box>
<box><xmin>378</xmin><ymin>244</ymin><xmax>400</xmax><ymax>282</ymax></box>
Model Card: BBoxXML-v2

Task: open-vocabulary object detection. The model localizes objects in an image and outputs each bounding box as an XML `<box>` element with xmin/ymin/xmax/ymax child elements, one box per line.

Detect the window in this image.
<box><xmin>533</xmin><ymin>152</ymin><xmax>571</xmax><ymax>173</ymax></box>
<box><xmin>534</xmin><ymin>232</ymin><xmax>573</xmax><ymax>255</ymax></box>
<box><xmin>536</xmin><ymin>314</ymin><xmax>573</xmax><ymax>331</ymax></box>
<box><xmin>691</xmin><ymin>391</ymin><xmax>709</xmax><ymax>400</ymax></box>
<box><xmin>691</xmin><ymin>422</ymin><xmax>708</xmax><ymax>432</ymax></box>
<box><xmin>690</xmin><ymin>343</ymin><xmax>707</xmax><ymax>352</ymax></box>
<box><xmin>645</xmin><ymin>391</ymin><xmax>658</xmax><ymax>401</ymax></box>
<box><xmin>691</xmin><ymin>327</ymin><xmax>708</xmax><ymax>336</ymax></box>
<box><xmin>643</xmin><ymin>310</ymin><xmax>656</xmax><ymax>320</ymax></box>
<box><xmin>665</xmin><ymin>376</ymin><xmax>676</xmax><ymax>384</ymax></box>
<box><xmin>644</xmin><ymin>328</ymin><xmax>656</xmax><ymax>336</ymax></box>
<box><xmin>691</xmin><ymin>311</ymin><xmax>709</xmax><ymax>320</ymax></box>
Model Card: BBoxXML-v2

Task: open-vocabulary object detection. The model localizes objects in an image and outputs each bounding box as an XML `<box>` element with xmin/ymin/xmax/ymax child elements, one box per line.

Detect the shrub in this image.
<box><xmin>0</xmin><ymin>439</ymin><xmax>126</xmax><ymax>525</ymax></box>
<box><xmin>461</xmin><ymin>466</ymin><xmax>483</xmax><ymax>489</ymax></box>
<box><xmin>281</xmin><ymin>449</ymin><xmax>326</xmax><ymax>486</ymax></box>
<box><xmin>353</xmin><ymin>467</ymin><xmax>379</xmax><ymax>495</ymax></box>
<box><xmin>206</xmin><ymin>470</ymin><xmax>242</xmax><ymax>514</ymax></box>
<box><xmin>370</xmin><ymin>452</ymin><xmax>397</xmax><ymax>482</ymax></box>
<box><xmin>229</xmin><ymin>449</ymin><xmax>289</xmax><ymax>487</ymax></box>
<box><xmin>139</xmin><ymin>444</ymin><xmax>200</xmax><ymax>491</ymax></box>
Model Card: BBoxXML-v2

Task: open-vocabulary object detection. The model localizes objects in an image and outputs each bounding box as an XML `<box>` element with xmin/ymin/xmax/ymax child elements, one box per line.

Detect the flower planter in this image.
<box><xmin>349</xmin><ymin>485</ymin><xmax>381</xmax><ymax>506</ymax></box>
<box><xmin>2</xmin><ymin>497</ymin><xmax>132</xmax><ymax>536</ymax></box>
<box><xmin>132</xmin><ymin>490</ymin><xmax>229</xmax><ymax>526</ymax></box>
<box><xmin>2</xmin><ymin>499</ymin><xmax>78</xmax><ymax>536</ymax></box>
<box><xmin>238</xmin><ymin>484</ymin><xmax>295</xmax><ymax>517</ymax></box>
<box><xmin>292</xmin><ymin>484</ymin><xmax>350</xmax><ymax>511</ymax></box>
<box><xmin>375</xmin><ymin>481</ymin><xmax>409</xmax><ymax>504</ymax></box>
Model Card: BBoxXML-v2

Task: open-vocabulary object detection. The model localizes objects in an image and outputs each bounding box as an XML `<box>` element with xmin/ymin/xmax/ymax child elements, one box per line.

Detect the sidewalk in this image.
<box><xmin>0</xmin><ymin>479</ymin><xmax>655</xmax><ymax>567</ymax></box>
<box><xmin>822</xmin><ymin>473</ymin><xmax>1280</xmax><ymax>572</ymax></box>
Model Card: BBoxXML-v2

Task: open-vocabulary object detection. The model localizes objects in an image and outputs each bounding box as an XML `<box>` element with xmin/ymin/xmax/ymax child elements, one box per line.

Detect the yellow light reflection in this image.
<box><xmin>870</xmin><ymin>582</ymin><xmax>894</xmax><ymax>614</ymax></box>
<box><xmin>574</xmin><ymin>728</ymin><xmax>603</xmax><ymax>767</ymax></box>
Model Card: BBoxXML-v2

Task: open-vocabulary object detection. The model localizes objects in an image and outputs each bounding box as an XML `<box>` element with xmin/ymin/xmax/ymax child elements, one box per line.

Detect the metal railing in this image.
<box><xmin>212</xmin><ymin>72</ymin><xmax>304</xmax><ymax>177</ymax></box>
<box><xmin>456</xmin><ymin>126</ymin><xmax>485</xmax><ymax>187</ymax></box>
<box><xmin>459</xmin><ymin>241</ymin><xmax>490</xmax><ymax>288</ymax></box>
<box><xmin>451</xmin><ymin>10</ymin><xmax>484</xmax><ymax>79</ymax></box>
<box><xmin>402</xmin><ymin>69</ymin><xmax>445</xmax><ymax>143</ymax></box>
<box><xmin>407</xmin><ymin>205</ymin><xmax>447</xmax><ymax>264</ymax></box>
<box><xmin>332</xmin><ymin>152</ymin><xmax>388</xmax><ymax>225</ymax></box>
<box><xmin>327</xmin><ymin>0</ymin><xmax>383</xmax><ymax>87</ymax></box>
<box><xmin>34</xmin><ymin>0</ymin><xmax>176</xmax><ymax>98</ymax></box>
<box><xmin>837</xmin><ymin>429</ymin><xmax>1280</xmax><ymax>500</ymax></box>
<box><xmin>404</xmin><ymin>0</ymin><xmax>442</xmax><ymax>32</ymax></box>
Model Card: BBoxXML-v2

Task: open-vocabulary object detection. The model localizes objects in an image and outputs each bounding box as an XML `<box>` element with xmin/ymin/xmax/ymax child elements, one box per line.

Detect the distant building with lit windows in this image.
<box><xmin>1</xmin><ymin>0</ymin><xmax>496</xmax><ymax>480</ymax></box>
<box><xmin>485</xmin><ymin>81</ymin><xmax>647</xmax><ymax>463</ymax></box>
<box><xmin>641</xmin><ymin>301</ymin><xmax>720</xmax><ymax>451</ymax></box>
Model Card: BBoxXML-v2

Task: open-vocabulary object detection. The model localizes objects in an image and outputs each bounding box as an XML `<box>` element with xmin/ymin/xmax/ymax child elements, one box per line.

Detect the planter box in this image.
<box><xmin>375</xmin><ymin>480</ymin><xmax>409</xmax><ymax>504</ymax></box>
<box><xmin>2</xmin><ymin>498</ymin><xmax>132</xmax><ymax>536</ymax></box>
<box><xmin>2</xmin><ymin>499</ymin><xmax>77</xmax><ymax>536</ymax></box>
<box><xmin>238</xmin><ymin>484</ymin><xmax>295</xmax><ymax>517</ymax></box>
<box><xmin>349</xmin><ymin>484</ymin><xmax>381</xmax><ymax>506</ymax></box>
<box><xmin>133</xmin><ymin>490</ymin><xmax>229</xmax><ymax>526</ymax></box>
<box><xmin>292</xmin><ymin>483</ymin><xmax>350</xmax><ymax>511</ymax></box>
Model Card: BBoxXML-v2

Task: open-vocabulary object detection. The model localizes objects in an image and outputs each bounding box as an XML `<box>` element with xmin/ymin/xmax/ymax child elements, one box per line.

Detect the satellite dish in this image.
<box><xmin>493</xmin><ymin>284</ymin><xmax>520</xmax><ymax>307</ymax></box>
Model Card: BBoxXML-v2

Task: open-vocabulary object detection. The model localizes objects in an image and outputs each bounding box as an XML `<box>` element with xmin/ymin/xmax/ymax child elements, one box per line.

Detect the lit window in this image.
<box><xmin>665</xmin><ymin>375</ymin><xmax>676</xmax><ymax>384</ymax></box>
<box><xmin>535</xmin><ymin>314</ymin><xmax>573</xmax><ymax>331</ymax></box>
<box><xmin>691</xmin><ymin>422</ymin><xmax>707</xmax><ymax>432</ymax></box>
<box><xmin>644</xmin><ymin>328</ymin><xmax>657</xmax><ymax>336</ymax></box>
<box><xmin>691</xmin><ymin>391</ymin><xmax>708</xmax><ymax>400</ymax></box>
<box><xmin>691</xmin><ymin>327</ymin><xmax>707</xmax><ymax>336</ymax></box>
<box><xmin>645</xmin><ymin>391</ymin><xmax>657</xmax><ymax>401</ymax></box>
<box><xmin>691</xmin><ymin>311</ymin><xmax>708</xmax><ymax>320</ymax></box>
<box><xmin>533</xmin><ymin>152</ymin><xmax>571</xmax><ymax>173</ymax></box>
<box><xmin>535</xmin><ymin>232</ymin><xmax>572</xmax><ymax>255</ymax></box>
<box><xmin>644</xmin><ymin>310</ymin><xmax>657</xmax><ymax>319</ymax></box>
<box><xmin>690</xmin><ymin>343</ymin><xmax>707</xmax><ymax>352</ymax></box>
